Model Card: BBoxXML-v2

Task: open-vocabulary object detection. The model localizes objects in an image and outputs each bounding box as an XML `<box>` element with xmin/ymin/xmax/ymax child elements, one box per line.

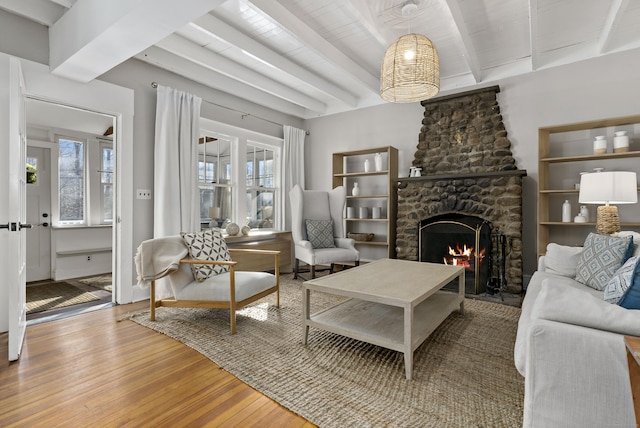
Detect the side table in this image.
<box><xmin>624</xmin><ymin>335</ymin><xmax>640</xmax><ymax>426</ymax></box>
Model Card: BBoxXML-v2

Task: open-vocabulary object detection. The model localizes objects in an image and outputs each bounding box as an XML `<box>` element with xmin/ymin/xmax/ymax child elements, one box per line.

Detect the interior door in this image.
<box><xmin>26</xmin><ymin>146</ymin><xmax>51</xmax><ymax>282</ymax></box>
<box><xmin>4</xmin><ymin>57</ymin><xmax>29</xmax><ymax>361</ymax></box>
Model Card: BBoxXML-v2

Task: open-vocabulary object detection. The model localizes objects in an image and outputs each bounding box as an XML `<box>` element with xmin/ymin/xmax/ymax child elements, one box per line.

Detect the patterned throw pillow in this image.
<box><xmin>305</xmin><ymin>219</ymin><xmax>336</xmax><ymax>249</ymax></box>
<box><xmin>575</xmin><ymin>233</ymin><xmax>633</xmax><ymax>291</ymax></box>
<box><xmin>181</xmin><ymin>228</ymin><xmax>231</xmax><ymax>282</ymax></box>
<box><xmin>604</xmin><ymin>256</ymin><xmax>640</xmax><ymax>304</ymax></box>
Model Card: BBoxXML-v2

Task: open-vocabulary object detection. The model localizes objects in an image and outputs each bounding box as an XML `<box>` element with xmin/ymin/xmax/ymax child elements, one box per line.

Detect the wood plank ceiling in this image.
<box><xmin>1</xmin><ymin>0</ymin><xmax>639</xmax><ymax>119</ymax></box>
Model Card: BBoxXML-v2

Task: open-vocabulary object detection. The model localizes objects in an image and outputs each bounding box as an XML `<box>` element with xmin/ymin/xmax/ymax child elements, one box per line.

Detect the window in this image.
<box><xmin>58</xmin><ymin>137</ymin><xmax>85</xmax><ymax>224</ymax></box>
<box><xmin>199</xmin><ymin>137</ymin><xmax>233</xmax><ymax>227</ymax></box>
<box><xmin>100</xmin><ymin>143</ymin><xmax>114</xmax><ymax>222</ymax></box>
<box><xmin>26</xmin><ymin>156</ymin><xmax>38</xmax><ymax>185</ymax></box>
<box><xmin>246</xmin><ymin>143</ymin><xmax>275</xmax><ymax>229</ymax></box>
<box><xmin>53</xmin><ymin>135</ymin><xmax>114</xmax><ymax>226</ymax></box>
<box><xmin>199</xmin><ymin>119</ymin><xmax>282</xmax><ymax>232</ymax></box>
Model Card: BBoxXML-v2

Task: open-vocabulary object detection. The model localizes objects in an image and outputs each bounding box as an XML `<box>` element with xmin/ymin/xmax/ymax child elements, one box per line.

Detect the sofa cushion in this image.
<box><xmin>305</xmin><ymin>219</ymin><xmax>336</xmax><ymax>249</ymax></box>
<box><xmin>575</xmin><ymin>233</ymin><xmax>633</xmax><ymax>291</ymax></box>
<box><xmin>181</xmin><ymin>228</ymin><xmax>231</xmax><ymax>282</ymax></box>
<box><xmin>615</xmin><ymin>230</ymin><xmax>640</xmax><ymax>257</ymax></box>
<box><xmin>531</xmin><ymin>281</ymin><xmax>640</xmax><ymax>337</ymax></box>
<box><xmin>604</xmin><ymin>256</ymin><xmax>640</xmax><ymax>304</ymax></box>
<box><xmin>544</xmin><ymin>243</ymin><xmax>583</xmax><ymax>278</ymax></box>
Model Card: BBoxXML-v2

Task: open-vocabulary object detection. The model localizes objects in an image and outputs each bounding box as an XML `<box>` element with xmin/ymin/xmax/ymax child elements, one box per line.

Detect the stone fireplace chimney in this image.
<box><xmin>396</xmin><ymin>86</ymin><xmax>526</xmax><ymax>294</ymax></box>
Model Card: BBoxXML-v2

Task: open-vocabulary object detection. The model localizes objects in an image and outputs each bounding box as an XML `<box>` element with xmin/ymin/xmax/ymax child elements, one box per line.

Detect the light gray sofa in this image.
<box><xmin>515</xmin><ymin>242</ymin><xmax>640</xmax><ymax>427</ymax></box>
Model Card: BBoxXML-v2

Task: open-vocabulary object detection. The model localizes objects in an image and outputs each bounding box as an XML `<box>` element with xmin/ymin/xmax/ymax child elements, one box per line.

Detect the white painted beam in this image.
<box><xmin>156</xmin><ymin>34</ymin><xmax>326</xmax><ymax>114</ymax></box>
<box><xmin>49</xmin><ymin>0</ymin><xmax>227</xmax><ymax>82</ymax></box>
<box><xmin>598</xmin><ymin>0</ymin><xmax>626</xmax><ymax>54</ymax></box>
<box><xmin>0</xmin><ymin>0</ymin><xmax>65</xmax><ymax>26</ymax></box>
<box><xmin>193</xmin><ymin>13</ymin><xmax>357</xmax><ymax>107</ymax></box>
<box><xmin>136</xmin><ymin>46</ymin><xmax>309</xmax><ymax>119</ymax></box>
<box><xmin>528</xmin><ymin>0</ymin><xmax>539</xmax><ymax>71</ymax></box>
<box><xmin>49</xmin><ymin>0</ymin><xmax>76</xmax><ymax>8</ymax></box>
<box><xmin>342</xmin><ymin>0</ymin><xmax>391</xmax><ymax>49</ymax></box>
<box><xmin>444</xmin><ymin>0</ymin><xmax>481</xmax><ymax>83</ymax></box>
<box><xmin>249</xmin><ymin>0</ymin><xmax>379</xmax><ymax>93</ymax></box>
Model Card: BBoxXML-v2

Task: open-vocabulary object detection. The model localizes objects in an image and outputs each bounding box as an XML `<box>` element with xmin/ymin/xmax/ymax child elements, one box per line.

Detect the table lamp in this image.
<box><xmin>578</xmin><ymin>171</ymin><xmax>638</xmax><ymax>235</ymax></box>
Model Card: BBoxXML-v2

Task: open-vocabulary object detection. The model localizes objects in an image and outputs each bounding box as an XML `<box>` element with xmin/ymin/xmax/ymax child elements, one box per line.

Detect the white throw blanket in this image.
<box><xmin>134</xmin><ymin>235</ymin><xmax>188</xmax><ymax>287</ymax></box>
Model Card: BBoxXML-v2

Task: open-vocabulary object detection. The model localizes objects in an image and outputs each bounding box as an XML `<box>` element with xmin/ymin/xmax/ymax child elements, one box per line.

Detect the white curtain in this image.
<box><xmin>282</xmin><ymin>125</ymin><xmax>306</xmax><ymax>231</ymax></box>
<box><xmin>153</xmin><ymin>85</ymin><xmax>201</xmax><ymax>298</ymax></box>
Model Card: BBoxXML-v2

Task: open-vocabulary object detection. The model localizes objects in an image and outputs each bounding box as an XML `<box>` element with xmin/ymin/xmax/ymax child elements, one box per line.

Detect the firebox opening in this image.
<box><xmin>419</xmin><ymin>214</ymin><xmax>491</xmax><ymax>294</ymax></box>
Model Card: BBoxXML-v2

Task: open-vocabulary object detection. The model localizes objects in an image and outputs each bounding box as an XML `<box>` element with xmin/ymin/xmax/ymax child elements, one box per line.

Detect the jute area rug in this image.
<box><xmin>26</xmin><ymin>282</ymin><xmax>100</xmax><ymax>314</ymax></box>
<box><xmin>130</xmin><ymin>274</ymin><xmax>524</xmax><ymax>427</ymax></box>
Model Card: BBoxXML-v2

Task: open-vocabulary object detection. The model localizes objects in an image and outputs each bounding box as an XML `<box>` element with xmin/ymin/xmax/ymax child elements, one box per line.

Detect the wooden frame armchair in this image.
<box><xmin>140</xmin><ymin>234</ymin><xmax>280</xmax><ymax>335</ymax></box>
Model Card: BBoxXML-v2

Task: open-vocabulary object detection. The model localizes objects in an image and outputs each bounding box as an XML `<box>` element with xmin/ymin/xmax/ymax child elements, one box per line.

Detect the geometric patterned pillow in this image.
<box><xmin>604</xmin><ymin>256</ymin><xmax>640</xmax><ymax>303</ymax></box>
<box><xmin>575</xmin><ymin>233</ymin><xmax>633</xmax><ymax>291</ymax></box>
<box><xmin>181</xmin><ymin>228</ymin><xmax>231</xmax><ymax>282</ymax></box>
<box><xmin>305</xmin><ymin>219</ymin><xmax>336</xmax><ymax>249</ymax></box>
<box><xmin>618</xmin><ymin>258</ymin><xmax>640</xmax><ymax>309</ymax></box>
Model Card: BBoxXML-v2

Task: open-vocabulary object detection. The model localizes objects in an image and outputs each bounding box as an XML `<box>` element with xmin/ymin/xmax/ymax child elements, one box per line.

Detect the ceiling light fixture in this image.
<box><xmin>380</xmin><ymin>1</ymin><xmax>440</xmax><ymax>103</ymax></box>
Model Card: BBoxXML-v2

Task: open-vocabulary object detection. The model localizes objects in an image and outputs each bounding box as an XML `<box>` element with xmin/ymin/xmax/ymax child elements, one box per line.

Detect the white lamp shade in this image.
<box><xmin>208</xmin><ymin>207</ymin><xmax>221</xmax><ymax>219</ymax></box>
<box><xmin>578</xmin><ymin>171</ymin><xmax>638</xmax><ymax>204</ymax></box>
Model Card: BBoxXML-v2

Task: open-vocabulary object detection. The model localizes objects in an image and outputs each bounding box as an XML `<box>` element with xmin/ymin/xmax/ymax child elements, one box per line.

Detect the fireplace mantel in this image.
<box><xmin>398</xmin><ymin>169</ymin><xmax>527</xmax><ymax>184</ymax></box>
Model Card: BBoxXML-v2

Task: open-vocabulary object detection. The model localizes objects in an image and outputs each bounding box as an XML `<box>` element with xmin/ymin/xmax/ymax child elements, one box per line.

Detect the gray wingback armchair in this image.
<box><xmin>289</xmin><ymin>184</ymin><xmax>359</xmax><ymax>279</ymax></box>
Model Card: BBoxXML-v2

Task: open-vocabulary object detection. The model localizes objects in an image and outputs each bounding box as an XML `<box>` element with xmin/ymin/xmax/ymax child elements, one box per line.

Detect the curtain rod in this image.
<box><xmin>151</xmin><ymin>82</ymin><xmax>309</xmax><ymax>135</ymax></box>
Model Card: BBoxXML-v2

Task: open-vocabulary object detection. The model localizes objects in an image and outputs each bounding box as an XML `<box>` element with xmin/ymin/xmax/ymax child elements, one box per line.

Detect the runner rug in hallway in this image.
<box><xmin>26</xmin><ymin>282</ymin><xmax>99</xmax><ymax>314</ymax></box>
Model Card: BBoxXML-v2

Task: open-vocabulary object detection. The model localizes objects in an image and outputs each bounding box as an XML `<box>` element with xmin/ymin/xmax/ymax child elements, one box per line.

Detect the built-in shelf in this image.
<box><xmin>333</xmin><ymin>146</ymin><xmax>398</xmax><ymax>259</ymax></box>
<box><xmin>537</xmin><ymin>115</ymin><xmax>640</xmax><ymax>254</ymax></box>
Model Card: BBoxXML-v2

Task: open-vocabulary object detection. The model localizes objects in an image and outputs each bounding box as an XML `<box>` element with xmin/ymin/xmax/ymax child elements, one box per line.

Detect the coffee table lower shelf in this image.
<box><xmin>304</xmin><ymin>291</ymin><xmax>463</xmax><ymax>378</ymax></box>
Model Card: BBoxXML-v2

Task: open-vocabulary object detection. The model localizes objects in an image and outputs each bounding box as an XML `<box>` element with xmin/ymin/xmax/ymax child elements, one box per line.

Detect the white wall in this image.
<box><xmin>304</xmin><ymin>48</ymin><xmax>640</xmax><ymax>275</ymax></box>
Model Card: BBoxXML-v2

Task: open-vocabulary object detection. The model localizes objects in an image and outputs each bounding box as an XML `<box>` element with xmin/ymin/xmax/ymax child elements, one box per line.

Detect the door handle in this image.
<box><xmin>0</xmin><ymin>222</ymin><xmax>32</xmax><ymax>231</ymax></box>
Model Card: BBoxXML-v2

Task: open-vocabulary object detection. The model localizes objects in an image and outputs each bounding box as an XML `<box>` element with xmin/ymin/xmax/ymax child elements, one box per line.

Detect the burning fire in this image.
<box><xmin>443</xmin><ymin>244</ymin><xmax>486</xmax><ymax>269</ymax></box>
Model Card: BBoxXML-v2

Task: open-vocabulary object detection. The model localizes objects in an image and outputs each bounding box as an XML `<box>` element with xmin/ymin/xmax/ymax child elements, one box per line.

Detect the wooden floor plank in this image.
<box><xmin>0</xmin><ymin>301</ymin><xmax>314</xmax><ymax>427</ymax></box>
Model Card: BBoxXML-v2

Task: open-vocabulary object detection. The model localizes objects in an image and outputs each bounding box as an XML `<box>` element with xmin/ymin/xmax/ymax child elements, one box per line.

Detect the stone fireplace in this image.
<box><xmin>396</xmin><ymin>86</ymin><xmax>526</xmax><ymax>294</ymax></box>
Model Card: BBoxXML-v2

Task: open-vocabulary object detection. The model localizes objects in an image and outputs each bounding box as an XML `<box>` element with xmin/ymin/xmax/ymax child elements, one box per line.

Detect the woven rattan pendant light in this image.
<box><xmin>380</xmin><ymin>2</ymin><xmax>440</xmax><ymax>103</ymax></box>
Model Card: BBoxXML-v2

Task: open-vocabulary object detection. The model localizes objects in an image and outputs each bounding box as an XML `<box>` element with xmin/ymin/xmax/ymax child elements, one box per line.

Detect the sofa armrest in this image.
<box><xmin>532</xmin><ymin>281</ymin><xmax>640</xmax><ymax>337</ymax></box>
<box><xmin>523</xmin><ymin>319</ymin><xmax>635</xmax><ymax>428</ymax></box>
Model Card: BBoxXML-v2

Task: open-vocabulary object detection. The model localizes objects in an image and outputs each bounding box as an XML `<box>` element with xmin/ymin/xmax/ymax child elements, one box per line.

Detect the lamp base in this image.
<box><xmin>596</xmin><ymin>205</ymin><xmax>621</xmax><ymax>235</ymax></box>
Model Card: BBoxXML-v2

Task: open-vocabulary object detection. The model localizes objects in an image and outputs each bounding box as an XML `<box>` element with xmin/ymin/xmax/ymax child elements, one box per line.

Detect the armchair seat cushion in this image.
<box><xmin>295</xmin><ymin>245</ymin><xmax>359</xmax><ymax>266</ymax></box>
<box><xmin>175</xmin><ymin>271</ymin><xmax>277</xmax><ymax>302</ymax></box>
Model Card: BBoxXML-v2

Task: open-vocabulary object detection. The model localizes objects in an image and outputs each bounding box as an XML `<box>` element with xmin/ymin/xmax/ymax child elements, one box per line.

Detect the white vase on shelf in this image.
<box><xmin>613</xmin><ymin>131</ymin><xmax>629</xmax><ymax>153</ymax></box>
<box><xmin>562</xmin><ymin>200</ymin><xmax>572</xmax><ymax>223</ymax></box>
<box><xmin>593</xmin><ymin>136</ymin><xmax>607</xmax><ymax>155</ymax></box>
<box><xmin>374</xmin><ymin>153</ymin><xmax>383</xmax><ymax>171</ymax></box>
<box><xmin>364</xmin><ymin>159</ymin><xmax>370</xmax><ymax>172</ymax></box>
<box><xmin>352</xmin><ymin>182</ymin><xmax>360</xmax><ymax>196</ymax></box>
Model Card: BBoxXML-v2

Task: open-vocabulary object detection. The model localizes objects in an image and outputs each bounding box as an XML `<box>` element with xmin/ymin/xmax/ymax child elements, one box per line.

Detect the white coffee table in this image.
<box><xmin>302</xmin><ymin>258</ymin><xmax>465</xmax><ymax>380</ymax></box>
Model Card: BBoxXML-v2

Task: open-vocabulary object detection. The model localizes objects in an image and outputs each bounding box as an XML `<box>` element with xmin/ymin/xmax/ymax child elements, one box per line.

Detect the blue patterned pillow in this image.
<box><xmin>181</xmin><ymin>228</ymin><xmax>231</xmax><ymax>281</ymax></box>
<box><xmin>575</xmin><ymin>233</ymin><xmax>633</xmax><ymax>291</ymax></box>
<box><xmin>305</xmin><ymin>219</ymin><xmax>336</xmax><ymax>249</ymax></box>
<box><xmin>604</xmin><ymin>256</ymin><xmax>640</xmax><ymax>304</ymax></box>
<box><xmin>617</xmin><ymin>257</ymin><xmax>640</xmax><ymax>309</ymax></box>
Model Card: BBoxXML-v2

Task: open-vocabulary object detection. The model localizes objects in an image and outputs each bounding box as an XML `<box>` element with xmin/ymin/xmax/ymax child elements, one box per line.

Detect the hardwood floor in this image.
<box><xmin>0</xmin><ymin>301</ymin><xmax>314</xmax><ymax>427</ymax></box>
